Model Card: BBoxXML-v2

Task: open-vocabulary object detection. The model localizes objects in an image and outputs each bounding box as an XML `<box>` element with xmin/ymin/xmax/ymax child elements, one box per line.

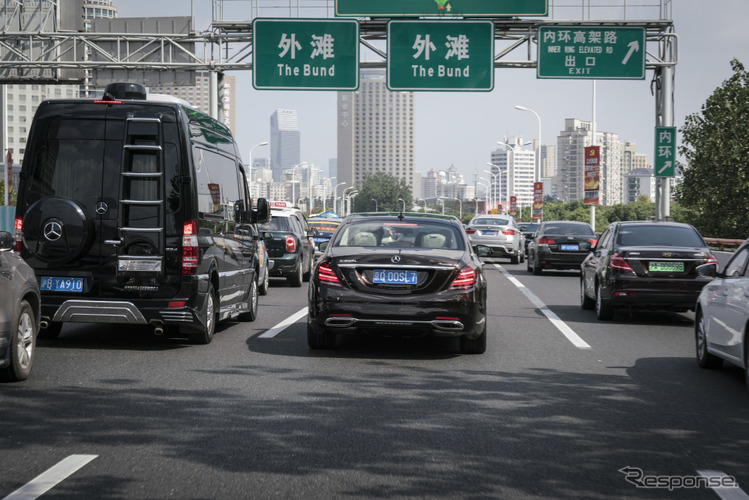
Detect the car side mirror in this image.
<box><xmin>696</xmin><ymin>262</ymin><xmax>718</xmax><ymax>278</ymax></box>
<box><xmin>253</xmin><ymin>198</ymin><xmax>271</xmax><ymax>224</ymax></box>
<box><xmin>0</xmin><ymin>231</ymin><xmax>13</xmax><ymax>251</ymax></box>
<box><xmin>319</xmin><ymin>241</ymin><xmax>329</xmax><ymax>252</ymax></box>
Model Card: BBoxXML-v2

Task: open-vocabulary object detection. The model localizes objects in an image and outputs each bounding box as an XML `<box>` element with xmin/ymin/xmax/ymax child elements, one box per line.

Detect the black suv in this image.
<box><xmin>260</xmin><ymin>208</ymin><xmax>315</xmax><ymax>286</ymax></box>
<box><xmin>13</xmin><ymin>82</ymin><xmax>270</xmax><ymax>344</ymax></box>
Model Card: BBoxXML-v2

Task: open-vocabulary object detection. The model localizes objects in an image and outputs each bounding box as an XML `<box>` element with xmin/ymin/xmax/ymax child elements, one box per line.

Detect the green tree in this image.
<box><xmin>352</xmin><ymin>172</ymin><xmax>412</xmax><ymax>213</ymax></box>
<box><xmin>675</xmin><ymin>58</ymin><xmax>749</xmax><ymax>238</ymax></box>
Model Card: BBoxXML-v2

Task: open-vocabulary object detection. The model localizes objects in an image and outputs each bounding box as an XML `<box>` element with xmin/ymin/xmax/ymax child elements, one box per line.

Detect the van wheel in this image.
<box><xmin>239</xmin><ymin>276</ymin><xmax>258</xmax><ymax>322</ymax></box>
<box><xmin>259</xmin><ymin>269</ymin><xmax>269</xmax><ymax>296</ymax></box>
<box><xmin>0</xmin><ymin>301</ymin><xmax>37</xmax><ymax>382</ymax></box>
<box><xmin>38</xmin><ymin>321</ymin><xmax>63</xmax><ymax>340</ymax></box>
<box><xmin>193</xmin><ymin>283</ymin><xmax>217</xmax><ymax>344</ymax></box>
<box><xmin>288</xmin><ymin>261</ymin><xmax>303</xmax><ymax>287</ymax></box>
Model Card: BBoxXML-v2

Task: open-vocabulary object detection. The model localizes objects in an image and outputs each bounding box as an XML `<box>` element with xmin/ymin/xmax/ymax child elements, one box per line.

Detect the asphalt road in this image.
<box><xmin>2</xmin><ymin>259</ymin><xmax>748</xmax><ymax>500</ymax></box>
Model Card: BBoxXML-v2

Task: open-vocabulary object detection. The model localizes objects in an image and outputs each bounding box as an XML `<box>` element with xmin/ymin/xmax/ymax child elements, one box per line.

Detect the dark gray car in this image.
<box><xmin>0</xmin><ymin>231</ymin><xmax>40</xmax><ymax>382</ymax></box>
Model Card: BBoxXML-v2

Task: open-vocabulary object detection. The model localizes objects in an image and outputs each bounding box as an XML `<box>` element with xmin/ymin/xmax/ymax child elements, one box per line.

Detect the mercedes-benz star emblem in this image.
<box><xmin>95</xmin><ymin>202</ymin><xmax>109</xmax><ymax>215</ymax></box>
<box><xmin>43</xmin><ymin>220</ymin><xmax>63</xmax><ymax>241</ymax></box>
<box><xmin>391</xmin><ymin>255</ymin><xmax>401</xmax><ymax>263</ymax></box>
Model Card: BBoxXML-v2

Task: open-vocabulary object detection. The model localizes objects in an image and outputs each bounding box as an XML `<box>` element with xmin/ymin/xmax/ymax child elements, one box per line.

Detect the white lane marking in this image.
<box><xmin>258</xmin><ymin>307</ymin><xmax>308</xmax><ymax>338</ymax></box>
<box><xmin>493</xmin><ymin>264</ymin><xmax>592</xmax><ymax>350</ymax></box>
<box><xmin>3</xmin><ymin>454</ymin><xmax>98</xmax><ymax>500</ymax></box>
<box><xmin>697</xmin><ymin>470</ymin><xmax>749</xmax><ymax>500</ymax></box>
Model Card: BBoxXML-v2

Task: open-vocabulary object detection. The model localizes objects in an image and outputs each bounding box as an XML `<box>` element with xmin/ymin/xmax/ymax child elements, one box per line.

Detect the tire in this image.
<box><xmin>302</xmin><ymin>254</ymin><xmax>312</xmax><ymax>282</ymax></box>
<box><xmin>193</xmin><ymin>282</ymin><xmax>217</xmax><ymax>344</ymax></box>
<box><xmin>510</xmin><ymin>254</ymin><xmax>519</xmax><ymax>265</ymax></box>
<box><xmin>580</xmin><ymin>277</ymin><xmax>595</xmax><ymax>310</ymax></box>
<box><xmin>288</xmin><ymin>259</ymin><xmax>303</xmax><ymax>287</ymax></box>
<box><xmin>460</xmin><ymin>321</ymin><xmax>487</xmax><ymax>354</ymax></box>
<box><xmin>37</xmin><ymin>321</ymin><xmax>63</xmax><ymax>340</ymax></box>
<box><xmin>695</xmin><ymin>311</ymin><xmax>722</xmax><ymax>369</ymax></box>
<box><xmin>238</xmin><ymin>276</ymin><xmax>258</xmax><ymax>322</ymax></box>
<box><xmin>307</xmin><ymin>322</ymin><xmax>336</xmax><ymax>350</ymax></box>
<box><xmin>1</xmin><ymin>300</ymin><xmax>37</xmax><ymax>382</ymax></box>
<box><xmin>595</xmin><ymin>283</ymin><xmax>614</xmax><ymax>321</ymax></box>
<box><xmin>526</xmin><ymin>255</ymin><xmax>533</xmax><ymax>273</ymax></box>
<box><xmin>259</xmin><ymin>268</ymin><xmax>269</xmax><ymax>296</ymax></box>
<box><xmin>532</xmin><ymin>258</ymin><xmax>543</xmax><ymax>275</ymax></box>
<box><xmin>519</xmin><ymin>249</ymin><xmax>525</xmax><ymax>264</ymax></box>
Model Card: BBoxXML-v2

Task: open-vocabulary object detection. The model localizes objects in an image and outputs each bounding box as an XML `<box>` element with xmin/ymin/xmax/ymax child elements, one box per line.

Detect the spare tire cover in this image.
<box><xmin>23</xmin><ymin>197</ymin><xmax>94</xmax><ymax>264</ymax></box>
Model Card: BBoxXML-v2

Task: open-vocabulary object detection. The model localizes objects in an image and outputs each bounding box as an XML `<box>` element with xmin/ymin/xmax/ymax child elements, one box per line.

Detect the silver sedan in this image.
<box><xmin>465</xmin><ymin>215</ymin><xmax>524</xmax><ymax>264</ymax></box>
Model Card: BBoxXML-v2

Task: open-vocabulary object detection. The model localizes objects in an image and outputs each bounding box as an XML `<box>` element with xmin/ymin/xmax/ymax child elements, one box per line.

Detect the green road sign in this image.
<box><xmin>336</xmin><ymin>0</ymin><xmax>547</xmax><ymax>17</ymax></box>
<box><xmin>537</xmin><ymin>26</ymin><xmax>646</xmax><ymax>80</ymax></box>
<box><xmin>387</xmin><ymin>20</ymin><xmax>494</xmax><ymax>92</ymax></box>
<box><xmin>654</xmin><ymin>126</ymin><xmax>677</xmax><ymax>177</ymax></box>
<box><xmin>253</xmin><ymin>19</ymin><xmax>359</xmax><ymax>90</ymax></box>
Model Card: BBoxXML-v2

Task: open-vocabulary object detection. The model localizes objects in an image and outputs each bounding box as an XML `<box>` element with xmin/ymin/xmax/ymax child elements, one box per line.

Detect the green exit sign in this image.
<box><xmin>253</xmin><ymin>19</ymin><xmax>360</xmax><ymax>90</ymax></box>
<box><xmin>654</xmin><ymin>126</ymin><xmax>677</xmax><ymax>177</ymax></box>
<box><xmin>336</xmin><ymin>0</ymin><xmax>547</xmax><ymax>17</ymax></box>
<box><xmin>537</xmin><ymin>26</ymin><xmax>646</xmax><ymax>80</ymax></box>
<box><xmin>387</xmin><ymin>20</ymin><xmax>494</xmax><ymax>92</ymax></box>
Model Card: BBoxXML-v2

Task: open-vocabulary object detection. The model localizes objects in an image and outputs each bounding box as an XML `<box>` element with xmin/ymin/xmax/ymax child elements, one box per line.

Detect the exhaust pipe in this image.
<box><xmin>40</xmin><ymin>320</ymin><xmax>49</xmax><ymax>329</ymax></box>
<box><xmin>325</xmin><ymin>317</ymin><xmax>357</xmax><ymax>328</ymax></box>
<box><xmin>154</xmin><ymin>326</ymin><xmax>164</xmax><ymax>336</ymax></box>
<box><xmin>430</xmin><ymin>319</ymin><xmax>464</xmax><ymax>331</ymax></box>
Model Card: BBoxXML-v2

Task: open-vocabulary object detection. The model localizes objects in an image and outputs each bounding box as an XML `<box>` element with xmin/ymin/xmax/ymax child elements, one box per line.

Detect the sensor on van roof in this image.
<box><xmin>102</xmin><ymin>82</ymin><xmax>147</xmax><ymax>100</ymax></box>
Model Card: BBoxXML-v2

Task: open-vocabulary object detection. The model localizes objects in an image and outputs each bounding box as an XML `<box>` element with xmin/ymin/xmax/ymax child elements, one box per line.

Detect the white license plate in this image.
<box><xmin>40</xmin><ymin>276</ymin><xmax>83</xmax><ymax>292</ymax></box>
<box><xmin>373</xmin><ymin>269</ymin><xmax>417</xmax><ymax>285</ymax></box>
<box><xmin>560</xmin><ymin>244</ymin><xmax>580</xmax><ymax>251</ymax></box>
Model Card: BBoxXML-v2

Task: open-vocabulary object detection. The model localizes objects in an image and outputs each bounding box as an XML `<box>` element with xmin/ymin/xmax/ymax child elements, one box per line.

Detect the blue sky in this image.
<box><xmin>115</xmin><ymin>0</ymin><xmax>749</xmax><ymax>182</ymax></box>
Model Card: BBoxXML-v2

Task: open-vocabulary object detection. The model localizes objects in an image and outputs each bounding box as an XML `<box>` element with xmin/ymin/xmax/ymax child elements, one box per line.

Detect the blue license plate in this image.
<box><xmin>373</xmin><ymin>269</ymin><xmax>417</xmax><ymax>285</ymax></box>
<box><xmin>40</xmin><ymin>276</ymin><xmax>84</xmax><ymax>292</ymax></box>
<box><xmin>481</xmin><ymin>230</ymin><xmax>496</xmax><ymax>236</ymax></box>
<box><xmin>560</xmin><ymin>244</ymin><xmax>580</xmax><ymax>251</ymax></box>
<box><xmin>313</xmin><ymin>237</ymin><xmax>329</xmax><ymax>243</ymax></box>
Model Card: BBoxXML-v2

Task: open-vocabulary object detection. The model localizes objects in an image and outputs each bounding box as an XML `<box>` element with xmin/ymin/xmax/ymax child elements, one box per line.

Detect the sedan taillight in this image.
<box><xmin>502</xmin><ymin>229</ymin><xmax>516</xmax><ymax>236</ymax></box>
<box><xmin>537</xmin><ymin>237</ymin><xmax>555</xmax><ymax>245</ymax></box>
<box><xmin>706</xmin><ymin>254</ymin><xmax>719</xmax><ymax>266</ymax></box>
<box><xmin>610</xmin><ymin>253</ymin><xmax>634</xmax><ymax>273</ymax></box>
<box><xmin>464</xmin><ymin>227</ymin><xmax>476</xmax><ymax>235</ymax></box>
<box><xmin>317</xmin><ymin>262</ymin><xmax>341</xmax><ymax>286</ymax></box>
<box><xmin>449</xmin><ymin>267</ymin><xmax>476</xmax><ymax>290</ymax></box>
<box><xmin>286</xmin><ymin>235</ymin><xmax>296</xmax><ymax>253</ymax></box>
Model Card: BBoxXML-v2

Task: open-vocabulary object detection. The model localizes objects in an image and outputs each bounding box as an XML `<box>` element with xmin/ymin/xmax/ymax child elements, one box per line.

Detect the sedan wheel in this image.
<box><xmin>459</xmin><ymin>321</ymin><xmax>487</xmax><ymax>354</ymax></box>
<box><xmin>696</xmin><ymin>312</ymin><xmax>723</xmax><ymax>369</ymax></box>
<box><xmin>595</xmin><ymin>283</ymin><xmax>614</xmax><ymax>320</ymax></box>
<box><xmin>307</xmin><ymin>322</ymin><xmax>336</xmax><ymax>350</ymax></box>
<box><xmin>580</xmin><ymin>277</ymin><xmax>595</xmax><ymax>310</ymax></box>
<box><xmin>288</xmin><ymin>260</ymin><xmax>303</xmax><ymax>287</ymax></box>
<box><xmin>259</xmin><ymin>268</ymin><xmax>269</xmax><ymax>296</ymax></box>
<box><xmin>1</xmin><ymin>300</ymin><xmax>36</xmax><ymax>382</ymax></box>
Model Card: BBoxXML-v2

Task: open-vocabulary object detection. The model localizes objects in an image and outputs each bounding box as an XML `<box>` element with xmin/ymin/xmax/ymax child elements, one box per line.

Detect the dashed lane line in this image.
<box><xmin>257</xmin><ymin>307</ymin><xmax>308</xmax><ymax>338</ymax></box>
<box><xmin>697</xmin><ymin>470</ymin><xmax>749</xmax><ymax>500</ymax></box>
<box><xmin>493</xmin><ymin>264</ymin><xmax>592</xmax><ymax>350</ymax></box>
<box><xmin>3</xmin><ymin>455</ymin><xmax>98</xmax><ymax>500</ymax></box>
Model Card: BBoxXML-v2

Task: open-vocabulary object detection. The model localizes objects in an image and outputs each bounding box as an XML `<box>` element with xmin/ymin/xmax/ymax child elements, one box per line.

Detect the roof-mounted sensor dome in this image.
<box><xmin>102</xmin><ymin>82</ymin><xmax>147</xmax><ymax>100</ymax></box>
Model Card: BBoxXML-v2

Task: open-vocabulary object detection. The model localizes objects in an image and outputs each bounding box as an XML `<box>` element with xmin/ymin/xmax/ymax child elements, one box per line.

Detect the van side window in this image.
<box><xmin>195</xmin><ymin>147</ymin><xmax>241</xmax><ymax>220</ymax></box>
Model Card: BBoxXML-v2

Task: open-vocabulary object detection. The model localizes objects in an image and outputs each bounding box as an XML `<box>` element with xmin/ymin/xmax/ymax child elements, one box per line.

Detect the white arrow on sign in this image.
<box><xmin>621</xmin><ymin>40</ymin><xmax>640</xmax><ymax>65</ymax></box>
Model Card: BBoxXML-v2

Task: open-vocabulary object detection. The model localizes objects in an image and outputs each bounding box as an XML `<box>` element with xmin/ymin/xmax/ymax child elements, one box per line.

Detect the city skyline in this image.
<box><xmin>113</xmin><ymin>1</ymin><xmax>749</xmax><ymax>186</ymax></box>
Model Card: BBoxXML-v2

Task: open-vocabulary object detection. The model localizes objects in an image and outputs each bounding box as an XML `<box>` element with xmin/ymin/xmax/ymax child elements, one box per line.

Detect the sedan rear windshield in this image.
<box><xmin>259</xmin><ymin>216</ymin><xmax>291</xmax><ymax>232</ymax></box>
<box><xmin>617</xmin><ymin>225</ymin><xmax>705</xmax><ymax>247</ymax></box>
<box><xmin>335</xmin><ymin>221</ymin><xmax>464</xmax><ymax>250</ymax></box>
<box><xmin>472</xmin><ymin>218</ymin><xmax>510</xmax><ymax>226</ymax></box>
<box><xmin>542</xmin><ymin>223</ymin><xmax>595</xmax><ymax>235</ymax></box>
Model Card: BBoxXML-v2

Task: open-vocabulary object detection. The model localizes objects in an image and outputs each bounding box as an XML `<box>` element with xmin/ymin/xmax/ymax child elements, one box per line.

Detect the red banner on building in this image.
<box><xmin>532</xmin><ymin>182</ymin><xmax>543</xmax><ymax>220</ymax></box>
<box><xmin>584</xmin><ymin>145</ymin><xmax>600</xmax><ymax>206</ymax></box>
<box><xmin>509</xmin><ymin>196</ymin><xmax>517</xmax><ymax>217</ymax></box>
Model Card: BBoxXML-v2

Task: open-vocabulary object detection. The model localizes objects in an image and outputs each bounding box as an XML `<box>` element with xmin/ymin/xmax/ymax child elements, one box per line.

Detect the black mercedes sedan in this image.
<box><xmin>581</xmin><ymin>221</ymin><xmax>717</xmax><ymax>320</ymax></box>
<box><xmin>307</xmin><ymin>213</ymin><xmax>490</xmax><ymax>354</ymax></box>
<box><xmin>527</xmin><ymin>220</ymin><xmax>597</xmax><ymax>274</ymax></box>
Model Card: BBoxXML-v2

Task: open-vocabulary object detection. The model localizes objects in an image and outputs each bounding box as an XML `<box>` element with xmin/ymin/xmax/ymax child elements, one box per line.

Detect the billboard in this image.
<box><xmin>584</xmin><ymin>146</ymin><xmax>600</xmax><ymax>206</ymax></box>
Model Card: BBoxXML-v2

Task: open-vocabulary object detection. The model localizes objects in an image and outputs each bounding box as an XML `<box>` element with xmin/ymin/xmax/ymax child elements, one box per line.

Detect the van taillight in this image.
<box><xmin>182</xmin><ymin>220</ymin><xmax>198</xmax><ymax>275</ymax></box>
<box><xmin>13</xmin><ymin>216</ymin><xmax>22</xmax><ymax>254</ymax></box>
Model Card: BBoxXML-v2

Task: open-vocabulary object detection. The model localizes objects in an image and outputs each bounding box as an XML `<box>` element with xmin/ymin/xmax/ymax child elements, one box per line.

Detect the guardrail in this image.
<box><xmin>704</xmin><ymin>238</ymin><xmax>745</xmax><ymax>252</ymax></box>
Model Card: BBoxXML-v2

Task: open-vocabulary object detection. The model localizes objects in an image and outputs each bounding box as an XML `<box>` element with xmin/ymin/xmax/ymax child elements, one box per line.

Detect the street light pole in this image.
<box><xmin>515</xmin><ymin>105</ymin><xmax>542</xmax><ymax>183</ymax></box>
<box><xmin>248</xmin><ymin>141</ymin><xmax>268</xmax><ymax>202</ymax></box>
<box><xmin>333</xmin><ymin>182</ymin><xmax>346</xmax><ymax>215</ymax></box>
<box><xmin>371</xmin><ymin>199</ymin><xmax>378</xmax><ymax>211</ymax></box>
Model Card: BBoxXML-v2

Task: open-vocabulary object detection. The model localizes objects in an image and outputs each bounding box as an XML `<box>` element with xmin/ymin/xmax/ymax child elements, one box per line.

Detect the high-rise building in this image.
<box><xmin>490</xmin><ymin>137</ymin><xmax>536</xmax><ymax>209</ymax></box>
<box><xmin>625</xmin><ymin>168</ymin><xmax>655</xmax><ymax>203</ymax></box>
<box><xmin>148</xmin><ymin>72</ymin><xmax>237</xmax><ymax>134</ymax></box>
<box><xmin>337</xmin><ymin>70</ymin><xmax>415</xmax><ymax>191</ymax></box>
<box><xmin>82</xmin><ymin>0</ymin><xmax>117</xmax><ymax>97</ymax></box>
<box><xmin>555</xmin><ymin>119</ymin><xmax>621</xmax><ymax>205</ymax></box>
<box><xmin>540</xmin><ymin>145</ymin><xmax>557</xmax><ymax>180</ymax></box>
<box><xmin>271</xmin><ymin>109</ymin><xmax>301</xmax><ymax>182</ymax></box>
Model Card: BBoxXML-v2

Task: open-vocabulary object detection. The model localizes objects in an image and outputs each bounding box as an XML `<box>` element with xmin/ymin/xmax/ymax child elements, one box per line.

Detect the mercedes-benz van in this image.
<box><xmin>14</xmin><ymin>82</ymin><xmax>269</xmax><ymax>344</ymax></box>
